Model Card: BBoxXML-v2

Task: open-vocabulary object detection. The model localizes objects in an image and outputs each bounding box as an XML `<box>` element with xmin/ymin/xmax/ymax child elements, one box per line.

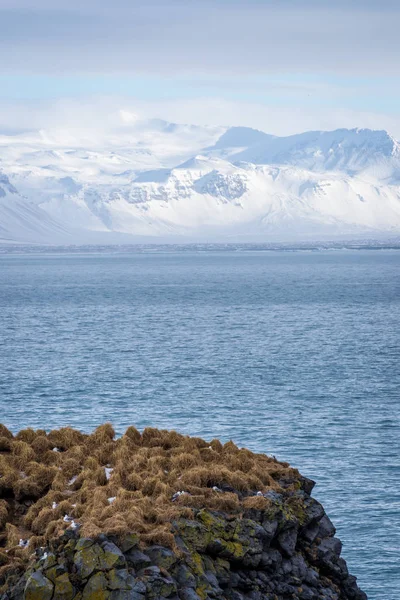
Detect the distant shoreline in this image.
<box><xmin>1</xmin><ymin>240</ymin><xmax>400</xmax><ymax>254</ymax></box>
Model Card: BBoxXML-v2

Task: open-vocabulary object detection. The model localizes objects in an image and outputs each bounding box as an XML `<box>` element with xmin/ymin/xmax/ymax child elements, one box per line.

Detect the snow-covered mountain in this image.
<box><xmin>1</xmin><ymin>119</ymin><xmax>400</xmax><ymax>243</ymax></box>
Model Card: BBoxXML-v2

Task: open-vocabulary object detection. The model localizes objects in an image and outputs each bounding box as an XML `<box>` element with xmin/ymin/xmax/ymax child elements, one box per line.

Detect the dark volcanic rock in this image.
<box><xmin>1</xmin><ymin>488</ymin><xmax>367</xmax><ymax>600</ymax></box>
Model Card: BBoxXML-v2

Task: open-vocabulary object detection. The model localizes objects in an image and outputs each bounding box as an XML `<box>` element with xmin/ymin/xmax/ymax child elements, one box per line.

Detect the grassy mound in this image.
<box><xmin>0</xmin><ymin>424</ymin><xmax>300</xmax><ymax>579</ymax></box>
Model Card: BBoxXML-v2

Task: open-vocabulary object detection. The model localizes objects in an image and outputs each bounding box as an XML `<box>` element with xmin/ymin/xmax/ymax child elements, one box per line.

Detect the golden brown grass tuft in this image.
<box><xmin>30</xmin><ymin>436</ymin><xmax>52</xmax><ymax>455</ymax></box>
<box><xmin>0</xmin><ymin>425</ymin><xmax>13</xmax><ymax>440</ymax></box>
<box><xmin>242</xmin><ymin>495</ymin><xmax>273</xmax><ymax>510</ymax></box>
<box><xmin>31</xmin><ymin>508</ymin><xmax>56</xmax><ymax>535</ymax></box>
<box><xmin>13</xmin><ymin>479</ymin><xmax>42</xmax><ymax>502</ymax></box>
<box><xmin>47</xmin><ymin>427</ymin><xmax>86</xmax><ymax>450</ymax></box>
<box><xmin>0</xmin><ymin>437</ymin><xmax>12</xmax><ymax>452</ymax></box>
<box><xmin>27</xmin><ymin>535</ymin><xmax>45</xmax><ymax>550</ymax></box>
<box><xmin>11</xmin><ymin>441</ymin><xmax>35</xmax><ymax>469</ymax></box>
<box><xmin>124</xmin><ymin>426</ymin><xmax>141</xmax><ymax>444</ymax></box>
<box><xmin>5</xmin><ymin>524</ymin><xmax>20</xmax><ymax>549</ymax></box>
<box><xmin>0</xmin><ymin>501</ymin><xmax>8</xmax><ymax>529</ymax></box>
<box><xmin>0</xmin><ymin>461</ymin><xmax>18</xmax><ymax>494</ymax></box>
<box><xmin>0</xmin><ymin>423</ymin><xmax>300</xmax><ymax>562</ymax></box>
<box><xmin>15</xmin><ymin>428</ymin><xmax>38</xmax><ymax>444</ymax></box>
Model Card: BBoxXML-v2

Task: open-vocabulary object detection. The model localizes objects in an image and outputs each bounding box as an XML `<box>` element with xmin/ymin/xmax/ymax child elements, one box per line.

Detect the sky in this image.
<box><xmin>1</xmin><ymin>0</ymin><xmax>400</xmax><ymax>136</ymax></box>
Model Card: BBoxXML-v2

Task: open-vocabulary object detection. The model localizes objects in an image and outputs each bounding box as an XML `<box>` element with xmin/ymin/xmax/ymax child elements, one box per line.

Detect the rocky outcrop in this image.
<box><xmin>1</xmin><ymin>479</ymin><xmax>367</xmax><ymax>600</ymax></box>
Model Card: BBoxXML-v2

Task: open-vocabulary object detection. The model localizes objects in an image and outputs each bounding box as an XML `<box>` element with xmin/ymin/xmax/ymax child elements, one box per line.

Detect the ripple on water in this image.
<box><xmin>0</xmin><ymin>250</ymin><xmax>399</xmax><ymax>600</ymax></box>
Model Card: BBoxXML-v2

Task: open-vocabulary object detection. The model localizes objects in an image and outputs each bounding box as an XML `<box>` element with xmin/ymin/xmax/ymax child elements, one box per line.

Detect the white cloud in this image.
<box><xmin>1</xmin><ymin>96</ymin><xmax>400</xmax><ymax>142</ymax></box>
<box><xmin>139</xmin><ymin>97</ymin><xmax>400</xmax><ymax>139</ymax></box>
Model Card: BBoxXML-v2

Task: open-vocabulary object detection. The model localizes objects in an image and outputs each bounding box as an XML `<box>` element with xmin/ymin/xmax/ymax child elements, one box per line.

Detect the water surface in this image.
<box><xmin>0</xmin><ymin>250</ymin><xmax>399</xmax><ymax>599</ymax></box>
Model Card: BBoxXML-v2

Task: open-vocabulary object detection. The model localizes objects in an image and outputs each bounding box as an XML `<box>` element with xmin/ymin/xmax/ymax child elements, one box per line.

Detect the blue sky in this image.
<box><xmin>1</xmin><ymin>0</ymin><xmax>400</xmax><ymax>136</ymax></box>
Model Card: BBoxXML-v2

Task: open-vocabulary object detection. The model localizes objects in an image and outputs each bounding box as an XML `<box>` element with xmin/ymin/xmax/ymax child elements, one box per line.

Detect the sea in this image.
<box><xmin>0</xmin><ymin>247</ymin><xmax>399</xmax><ymax>599</ymax></box>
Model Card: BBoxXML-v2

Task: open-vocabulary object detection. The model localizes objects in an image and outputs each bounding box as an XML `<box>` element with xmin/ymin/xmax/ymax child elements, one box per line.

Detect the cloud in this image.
<box><xmin>1</xmin><ymin>95</ymin><xmax>400</xmax><ymax>142</ymax></box>
<box><xmin>1</xmin><ymin>1</ymin><xmax>400</xmax><ymax>76</ymax></box>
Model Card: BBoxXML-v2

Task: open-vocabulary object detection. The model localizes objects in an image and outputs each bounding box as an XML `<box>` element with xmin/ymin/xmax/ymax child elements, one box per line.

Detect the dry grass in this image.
<box><xmin>0</xmin><ymin>424</ymin><xmax>300</xmax><ymax>571</ymax></box>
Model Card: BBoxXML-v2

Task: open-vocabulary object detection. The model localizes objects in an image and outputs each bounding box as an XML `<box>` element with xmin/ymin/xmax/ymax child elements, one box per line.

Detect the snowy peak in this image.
<box><xmin>231</xmin><ymin>128</ymin><xmax>400</xmax><ymax>174</ymax></box>
<box><xmin>213</xmin><ymin>126</ymin><xmax>274</xmax><ymax>148</ymax></box>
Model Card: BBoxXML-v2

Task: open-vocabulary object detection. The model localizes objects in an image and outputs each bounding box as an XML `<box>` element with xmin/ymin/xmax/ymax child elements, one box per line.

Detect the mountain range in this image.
<box><xmin>1</xmin><ymin>117</ymin><xmax>400</xmax><ymax>244</ymax></box>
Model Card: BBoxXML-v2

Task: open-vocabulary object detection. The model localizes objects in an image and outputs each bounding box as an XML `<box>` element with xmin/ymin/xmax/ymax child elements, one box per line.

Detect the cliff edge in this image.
<box><xmin>0</xmin><ymin>424</ymin><xmax>367</xmax><ymax>600</ymax></box>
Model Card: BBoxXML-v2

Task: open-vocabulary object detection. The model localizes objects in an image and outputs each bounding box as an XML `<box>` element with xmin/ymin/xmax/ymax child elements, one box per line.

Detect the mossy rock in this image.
<box><xmin>175</xmin><ymin>519</ymin><xmax>212</xmax><ymax>553</ymax></box>
<box><xmin>113</xmin><ymin>533</ymin><xmax>139</xmax><ymax>553</ymax></box>
<box><xmin>40</xmin><ymin>553</ymin><xmax>57</xmax><ymax>571</ymax></box>
<box><xmin>145</xmin><ymin>576</ymin><xmax>177</xmax><ymax>599</ymax></box>
<box><xmin>100</xmin><ymin>542</ymin><xmax>126</xmax><ymax>570</ymax></box>
<box><xmin>24</xmin><ymin>571</ymin><xmax>54</xmax><ymax>600</ymax></box>
<box><xmin>197</xmin><ymin>510</ymin><xmax>226</xmax><ymax>538</ymax></box>
<box><xmin>45</xmin><ymin>564</ymin><xmax>66</xmax><ymax>584</ymax></box>
<box><xmin>146</xmin><ymin>545</ymin><xmax>176</xmax><ymax>571</ymax></box>
<box><xmin>208</xmin><ymin>538</ymin><xmax>246</xmax><ymax>560</ymax></box>
<box><xmin>53</xmin><ymin>572</ymin><xmax>75</xmax><ymax>600</ymax></box>
<box><xmin>75</xmin><ymin>538</ymin><xmax>95</xmax><ymax>551</ymax></box>
<box><xmin>174</xmin><ymin>563</ymin><xmax>197</xmax><ymax>588</ymax></box>
<box><xmin>106</xmin><ymin>568</ymin><xmax>135</xmax><ymax>590</ymax></box>
<box><xmin>82</xmin><ymin>572</ymin><xmax>110</xmax><ymax>600</ymax></box>
<box><xmin>74</xmin><ymin>544</ymin><xmax>104</xmax><ymax>579</ymax></box>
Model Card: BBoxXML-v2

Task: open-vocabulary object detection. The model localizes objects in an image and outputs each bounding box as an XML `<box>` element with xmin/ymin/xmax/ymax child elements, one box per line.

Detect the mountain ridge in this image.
<box><xmin>1</xmin><ymin>121</ymin><xmax>400</xmax><ymax>243</ymax></box>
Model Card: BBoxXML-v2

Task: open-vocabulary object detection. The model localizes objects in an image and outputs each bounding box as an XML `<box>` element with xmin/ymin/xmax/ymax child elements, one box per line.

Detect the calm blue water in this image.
<box><xmin>0</xmin><ymin>250</ymin><xmax>399</xmax><ymax>599</ymax></box>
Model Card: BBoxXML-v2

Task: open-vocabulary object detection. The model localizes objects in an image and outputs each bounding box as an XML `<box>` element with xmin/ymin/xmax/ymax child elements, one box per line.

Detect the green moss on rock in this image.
<box><xmin>24</xmin><ymin>572</ymin><xmax>53</xmax><ymax>600</ymax></box>
<box><xmin>74</xmin><ymin>544</ymin><xmax>104</xmax><ymax>579</ymax></box>
<box><xmin>53</xmin><ymin>572</ymin><xmax>75</xmax><ymax>600</ymax></box>
<box><xmin>82</xmin><ymin>572</ymin><xmax>109</xmax><ymax>600</ymax></box>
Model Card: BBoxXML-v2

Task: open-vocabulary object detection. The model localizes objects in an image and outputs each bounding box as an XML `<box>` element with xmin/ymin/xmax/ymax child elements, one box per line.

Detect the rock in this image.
<box><xmin>107</xmin><ymin>568</ymin><xmax>136</xmax><ymax>590</ymax></box>
<box><xmin>82</xmin><ymin>572</ymin><xmax>109</xmax><ymax>599</ymax></box>
<box><xmin>74</xmin><ymin>543</ymin><xmax>106</xmax><ymax>578</ymax></box>
<box><xmin>146</xmin><ymin>546</ymin><xmax>177</xmax><ymax>570</ymax></box>
<box><xmin>303</xmin><ymin>497</ymin><xmax>325</xmax><ymax>526</ymax></box>
<box><xmin>109</xmin><ymin>592</ymin><xmax>145</xmax><ymax>600</ymax></box>
<box><xmin>175</xmin><ymin>564</ymin><xmax>196</xmax><ymax>589</ymax></box>
<box><xmin>144</xmin><ymin>574</ymin><xmax>177</xmax><ymax>599</ymax></box>
<box><xmin>53</xmin><ymin>573</ymin><xmax>75</xmax><ymax>600</ymax></box>
<box><xmin>3</xmin><ymin>486</ymin><xmax>368</xmax><ymax>600</ymax></box>
<box><xmin>108</xmin><ymin>579</ymin><xmax>146</xmax><ymax>599</ymax></box>
<box><xmin>75</xmin><ymin>538</ymin><xmax>95</xmax><ymax>551</ymax></box>
<box><xmin>302</xmin><ymin>520</ymin><xmax>320</xmax><ymax>544</ymax></box>
<box><xmin>277</xmin><ymin>527</ymin><xmax>298</xmax><ymax>557</ymax></box>
<box><xmin>259</xmin><ymin>548</ymin><xmax>282</xmax><ymax>571</ymax></box>
<box><xmin>45</xmin><ymin>563</ymin><xmax>67</xmax><ymax>583</ymax></box>
<box><xmin>179</xmin><ymin>590</ymin><xmax>203</xmax><ymax>600</ymax></box>
<box><xmin>280</xmin><ymin>558</ymin><xmax>293</xmax><ymax>576</ymax></box>
<box><xmin>291</xmin><ymin>554</ymin><xmax>308</xmax><ymax>580</ymax></box>
<box><xmin>299</xmin><ymin>477</ymin><xmax>316</xmax><ymax>495</ymax></box>
<box><xmin>40</xmin><ymin>553</ymin><xmax>57</xmax><ymax>571</ymax></box>
<box><xmin>115</xmin><ymin>533</ymin><xmax>140</xmax><ymax>553</ymax></box>
<box><xmin>125</xmin><ymin>549</ymin><xmax>151</xmax><ymax>570</ymax></box>
<box><xmin>318</xmin><ymin>537</ymin><xmax>342</xmax><ymax>559</ymax></box>
<box><xmin>230</xmin><ymin>593</ymin><xmax>245</xmax><ymax>600</ymax></box>
<box><xmin>343</xmin><ymin>575</ymin><xmax>368</xmax><ymax>600</ymax></box>
<box><xmin>204</xmin><ymin>569</ymin><xmax>221</xmax><ymax>591</ymax></box>
<box><xmin>214</xmin><ymin>558</ymin><xmax>230</xmax><ymax>586</ymax></box>
<box><xmin>175</xmin><ymin>519</ymin><xmax>211</xmax><ymax>553</ymax></box>
<box><xmin>207</xmin><ymin>538</ymin><xmax>246</xmax><ymax>561</ymax></box>
<box><xmin>299</xmin><ymin>584</ymin><xmax>316</xmax><ymax>599</ymax></box>
<box><xmin>317</xmin><ymin>515</ymin><xmax>336</xmax><ymax>539</ymax></box>
<box><xmin>100</xmin><ymin>541</ymin><xmax>126</xmax><ymax>570</ymax></box>
<box><xmin>129</xmin><ymin>580</ymin><xmax>147</xmax><ymax>595</ymax></box>
<box><xmin>24</xmin><ymin>572</ymin><xmax>54</xmax><ymax>600</ymax></box>
<box><xmin>304</xmin><ymin>567</ymin><xmax>319</xmax><ymax>586</ymax></box>
<box><xmin>137</xmin><ymin>565</ymin><xmax>161</xmax><ymax>578</ymax></box>
<box><xmin>261</xmin><ymin>518</ymin><xmax>279</xmax><ymax>543</ymax></box>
